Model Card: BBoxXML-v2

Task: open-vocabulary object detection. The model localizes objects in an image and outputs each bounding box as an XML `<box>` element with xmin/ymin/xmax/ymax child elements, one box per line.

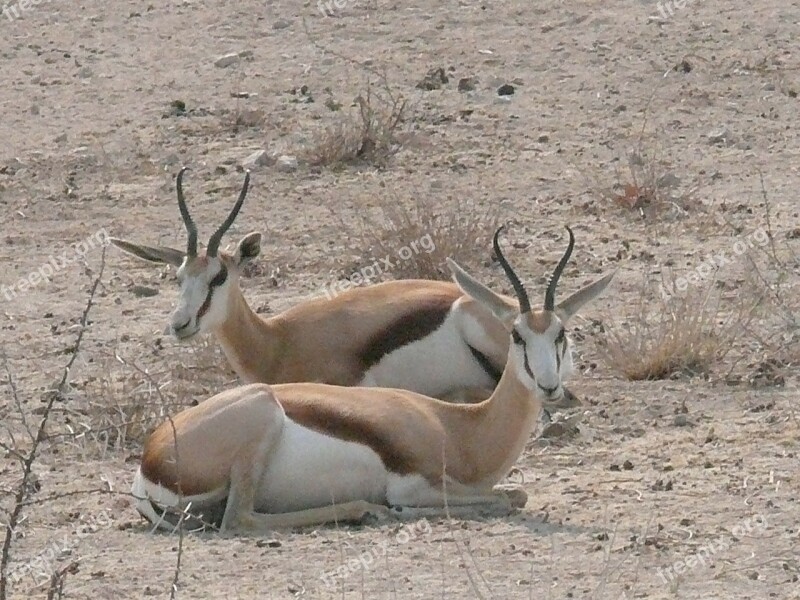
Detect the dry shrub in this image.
<box><xmin>600</xmin><ymin>144</ymin><xmax>699</xmax><ymax>221</ymax></box>
<box><xmin>303</xmin><ymin>84</ymin><xmax>407</xmax><ymax>169</ymax></box>
<box><xmin>80</xmin><ymin>341</ymin><xmax>231</xmax><ymax>453</ymax></box>
<box><xmin>601</xmin><ymin>273</ymin><xmax>759</xmax><ymax>381</ymax></box>
<box><xmin>341</xmin><ymin>192</ymin><xmax>501</xmax><ymax>281</ymax></box>
<box><xmin>740</xmin><ymin>189</ymin><xmax>800</xmax><ymax>384</ymax></box>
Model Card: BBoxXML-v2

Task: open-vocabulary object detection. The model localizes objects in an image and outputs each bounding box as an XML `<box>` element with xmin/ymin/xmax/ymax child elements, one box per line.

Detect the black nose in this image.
<box><xmin>174</xmin><ymin>318</ymin><xmax>191</xmax><ymax>332</ymax></box>
<box><xmin>538</xmin><ymin>383</ymin><xmax>559</xmax><ymax>395</ymax></box>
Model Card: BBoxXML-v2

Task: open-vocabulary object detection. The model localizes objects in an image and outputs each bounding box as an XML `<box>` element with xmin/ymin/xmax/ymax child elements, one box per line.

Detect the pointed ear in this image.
<box><xmin>233</xmin><ymin>232</ymin><xmax>262</xmax><ymax>267</ymax></box>
<box><xmin>109</xmin><ymin>238</ymin><xmax>185</xmax><ymax>267</ymax></box>
<box><xmin>556</xmin><ymin>270</ymin><xmax>615</xmax><ymax>322</ymax></box>
<box><xmin>447</xmin><ymin>258</ymin><xmax>518</xmax><ymax>328</ymax></box>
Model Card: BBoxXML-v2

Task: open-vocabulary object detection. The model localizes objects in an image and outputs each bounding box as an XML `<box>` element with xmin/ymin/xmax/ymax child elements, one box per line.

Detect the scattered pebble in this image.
<box><xmin>276</xmin><ymin>155</ymin><xmax>298</xmax><ymax>173</ymax></box>
<box><xmin>416</xmin><ymin>67</ymin><xmax>448</xmax><ymax>91</ymax></box>
<box><xmin>497</xmin><ymin>83</ymin><xmax>515</xmax><ymax>96</ymax></box>
<box><xmin>215</xmin><ymin>53</ymin><xmax>240</xmax><ymax>68</ymax></box>
<box><xmin>243</xmin><ymin>149</ymin><xmax>274</xmax><ymax>169</ymax></box>
<box><xmin>131</xmin><ymin>285</ymin><xmax>159</xmax><ymax>298</ymax></box>
<box><xmin>673</xmin><ymin>414</ymin><xmax>690</xmax><ymax>427</ymax></box>
<box><xmin>707</xmin><ymin>127</ymin><xmax>736</xmax><ymax>146</ymax></box>
<box><xmin>457</xmin><ymin>76</ymin><xmax>478</xmax><ymax>92</ymax></box>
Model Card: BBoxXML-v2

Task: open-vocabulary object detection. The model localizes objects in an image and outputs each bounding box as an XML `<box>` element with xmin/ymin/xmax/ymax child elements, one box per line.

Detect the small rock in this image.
<box><xmin>164</xmin><ymin>99</ymin><xmax>187</xmax><ymax>117</ymax></box>
<box><xmin>256</xmin><ymin>539</ymin><xmax>282</xmax><ymax>548</ymax></box>
<box><xmin>131</xmin><ymin>285</ymin><xmax>159</xmax><ymax>298</ymax></box>
<box><xmin>457</xmin><ymin>76</ymin><xmax>478</xmax><ymax>92</ymax></box>
<box><xmin>272</xmin><ymin>18</ymin><xmax>290</xmax><ymax>29</ymax></box>
<box><xmin>416</xmin><ymin>67</ymin><xmax>448</xmax><ymax>91</ymax></box>
<box><xmin>623</xmin><ymin>460</ymin><xmax>634</xmax><ymax>470</ymax></box>
<box><xmin>243</xmin><ymin>149</ymin><xmax>274</xmax><ymax>169</ymax></box>
<box><xmin>215</xmin><ymin>53</ymin><xmax>240</xmax><ymax>68</ymax></box>
<box><xmin>236</xmin><ymin>108</ymin><xmax>265</xmax><ymax>127</ymax></box>
<box><xmin>3</xmin><ymin>158</ymin><xmax>24</xmax><ymax>175</ymax></box>
<box><xmin>673</xmin><ymin>59</ymin><xmax>692</xmax><ymax>73</ymax></box>
<box><xmin>657</xmin><ymin>173</ymin><xmax>681</xmax><ymax>189</ymax></box>
<box><xmin>77</xmin><ymin>66</ymin><xmax>93</xmax><ymax>78</ymax></box>
<box><xmin>497</xmin><ymin>83</ymin><xmax>515</xmax><ymax>96</ymax></box>
<box><xmin>537</xmin><ymin>134</ymin><xmax>549</xmax><ymax>143</ymax></box>
<box><xmin>707</xmin><ymin>128</ymin><xmax>736</xmax><ymax>146</ymax></box>
<box><xmin>540</xmin><ymin>422</ymin><xmax>568</xmax><ymax>438</ymax></box>
<box><xmin>276</xmin><ymin>155</ymin><xmax>298</xmax><ymax>173</ymax></box>
<box><xmin>54</xmin><ymin>133</ymin><xmax>68</xmax><ymax>143</ymax></box>
<box><xmin>673</xmin><ymin>414</ymin><xmax>690</xmax><ymax>427</ymax></box>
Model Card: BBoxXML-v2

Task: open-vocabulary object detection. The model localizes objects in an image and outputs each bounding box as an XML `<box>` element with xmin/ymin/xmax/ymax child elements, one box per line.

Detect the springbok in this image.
<box><xmin>110</xmin><ymin>168</ymin><xmax>613</xmax><ymax>404</ymax></box>
<box><xmin>132</xmin><ymin>226</ymin><xmax>613</xmax><ymax>532</ymax></box>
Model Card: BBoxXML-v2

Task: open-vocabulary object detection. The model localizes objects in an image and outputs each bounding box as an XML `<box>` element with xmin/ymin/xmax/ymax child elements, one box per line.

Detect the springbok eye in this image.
<box><xmin>555</xmin><ymin>328</ymin><xmax>566</xmax><ymax>345</ymax></box>
<box><xmin>209</xmin><ymin>266</ymin><xmax>228</xmax><ymax>288</ymax></box>
<box><xmin>511</xmin><ymin>329</ymin><xmax>524</xmax><ymax>345</ymax></box>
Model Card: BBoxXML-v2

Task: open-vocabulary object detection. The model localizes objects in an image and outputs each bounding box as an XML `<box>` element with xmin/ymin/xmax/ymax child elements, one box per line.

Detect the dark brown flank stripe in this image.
<box><xmin>358</xmin><ymin>297</ymin><xmax>454</xmax><ymax>370</ymax></box>
<box><xmin>282</xmin><ymin>403</ymin><xmax>417</xmax><ymax>475</ymax></box>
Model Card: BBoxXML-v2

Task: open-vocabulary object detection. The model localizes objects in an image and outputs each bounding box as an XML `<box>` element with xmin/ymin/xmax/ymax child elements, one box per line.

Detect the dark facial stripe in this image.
<box><xmin>283</xmin><ymin>403</ymin><xmax>416</xmax><ymax>475</ymax></box>
<box><xmin>467</xmin><ymin>345</ymin><xmax>502</xmax><ymax>386</ymax></box>
<box><xmin>197</xmin><ymin>265</ymin><xmax>228</xmax><ymax>321</ymax></box>
<box><xmin>512</xmin><ymin>331</ymin><xmax>537</xmax><ymax>385</ymax></box>
<box><xmin>359</xmin><ymin>297</ymin><xmax>453</xmax><ymax>370</ymax></box>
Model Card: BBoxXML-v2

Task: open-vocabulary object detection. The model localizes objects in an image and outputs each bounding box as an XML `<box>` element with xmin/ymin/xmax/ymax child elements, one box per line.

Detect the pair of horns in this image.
<box><xmin>176</xmin><ymin>167</ymin><xmax>251</xmax><ymax>257</ymax></box>
<box><xmin>493</xmin><ymin>225</ymin><xmax>574</xmax><ymax>313</ymax></box>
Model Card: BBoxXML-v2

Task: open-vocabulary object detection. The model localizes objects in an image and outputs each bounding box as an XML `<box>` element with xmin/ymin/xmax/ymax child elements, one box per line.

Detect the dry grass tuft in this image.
<box><xmin>601</xmin><ymin>145</ymin><xmax>698</xmax><ymax>221</ymax></box>
<box><xmin>601</xmin><ymin>274</ymin><xmax>760</xmax><ymax>381</ymax></box>
<box><xmin>80</xmin><ymin>341</ymin><xmax>231</xmax><ymax>453</ymax></box>
<box><xmin>303</xmin><ymin>84</ymin><xmax>407</xmax><ymax>169</ymax></box>
<box><xmin>340</xmin><ymin>192</ymin><xmax>501</xmax><ymax>281</ymax></box>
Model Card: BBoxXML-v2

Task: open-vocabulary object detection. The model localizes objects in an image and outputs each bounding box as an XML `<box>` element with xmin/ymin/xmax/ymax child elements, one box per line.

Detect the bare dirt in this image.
<box><xmin>1</xmin><ymin>0</ymin><xmax>798</xmax><ymax>598</ymax></box>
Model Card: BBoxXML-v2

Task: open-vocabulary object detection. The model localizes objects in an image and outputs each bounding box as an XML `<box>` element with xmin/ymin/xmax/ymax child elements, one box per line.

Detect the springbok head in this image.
<box><xmin>110</xmin><ymin>167</ymin><xmax>261</xmax><ymax>340</ymax></box>
<box><xmin>447</xmin><ymin>226</ymin><xmax>614</xmax><ymax>403</ymax></box>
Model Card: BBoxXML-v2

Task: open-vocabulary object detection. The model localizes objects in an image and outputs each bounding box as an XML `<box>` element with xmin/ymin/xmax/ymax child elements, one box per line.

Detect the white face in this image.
<box><xmin>171</xmin><ymin>256</ymin><xmax>232</xmax><ymax>340</ymax></box>
<box><xmin>510</xmin><ymin>312</ymin><xmax>574</xmax><ymax>402</ymax></box>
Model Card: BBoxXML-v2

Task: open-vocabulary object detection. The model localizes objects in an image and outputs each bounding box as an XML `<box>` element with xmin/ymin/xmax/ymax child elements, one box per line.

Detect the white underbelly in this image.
<box><xmin>358</xmin><ymin>312</ymin><xmax>495</xmax><ymax>396</ymax></box>
<box><xmin>256</xmin><ymin>419</ymin><xmax>389</xmax><ymax>513</ymax></box>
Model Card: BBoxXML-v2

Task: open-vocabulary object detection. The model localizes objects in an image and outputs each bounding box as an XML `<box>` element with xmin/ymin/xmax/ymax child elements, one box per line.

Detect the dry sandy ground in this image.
<box><xmin>1</xmin><ymin>0</ymin><xmax>799</xmax><ymax>598</ymax></box>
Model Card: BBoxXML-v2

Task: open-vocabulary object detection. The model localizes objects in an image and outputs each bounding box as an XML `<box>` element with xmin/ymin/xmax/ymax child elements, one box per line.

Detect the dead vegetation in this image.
<box><xmin>600</xmin><ymin>273</ymin><xmax>760</xmax><ymax>381</ymax></box>
<box><xmin>0</xmin><ymin>251</ymin><xmax>107</xmax><ymax>600</ymax></box>
<box><xmin>339</xmin><ymin>191</ymin><xmax>501</xmax><ymax>281</ymax></box>
<box><xmin>80</xmin><ymin>340</ymin><xmax>231</xmax><ymax>454</ymax></box>
<box><xmin>303</xmin><ymin>84</ymin><xmax>408</xmax><ymax>169</ymax></box>
<box><xmin>601</xmin><ymin>140</ymin><xmax>700</xmax><ymax>221</ymax></box>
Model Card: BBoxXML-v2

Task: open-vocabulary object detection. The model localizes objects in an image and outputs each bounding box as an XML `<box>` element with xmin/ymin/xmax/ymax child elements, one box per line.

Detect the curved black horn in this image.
<box><xmin>176</xmin><ymin>167</ymin><xmax>198</xmax><ymax>257</ymax></box>
<box><xmin>207</xmin><ymin>171</ymin><xmax>251</xmax><ymax>256</ymax></box>
<box><xmin>544</xmin><ymin>226</ymin><xmax>575</xmax><ymax>311</ymax></box>
<box><xmin>493</xmin><ymin>225</ymin><xmax>531</xmax><ymax>314</ymax></box>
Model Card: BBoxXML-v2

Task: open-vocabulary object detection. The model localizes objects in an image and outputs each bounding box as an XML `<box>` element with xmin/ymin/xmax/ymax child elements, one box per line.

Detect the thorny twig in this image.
<box><xmin>0</xmin><ymin>248</ymin><xmax>106</xmax><ymax>600</ymax></box>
